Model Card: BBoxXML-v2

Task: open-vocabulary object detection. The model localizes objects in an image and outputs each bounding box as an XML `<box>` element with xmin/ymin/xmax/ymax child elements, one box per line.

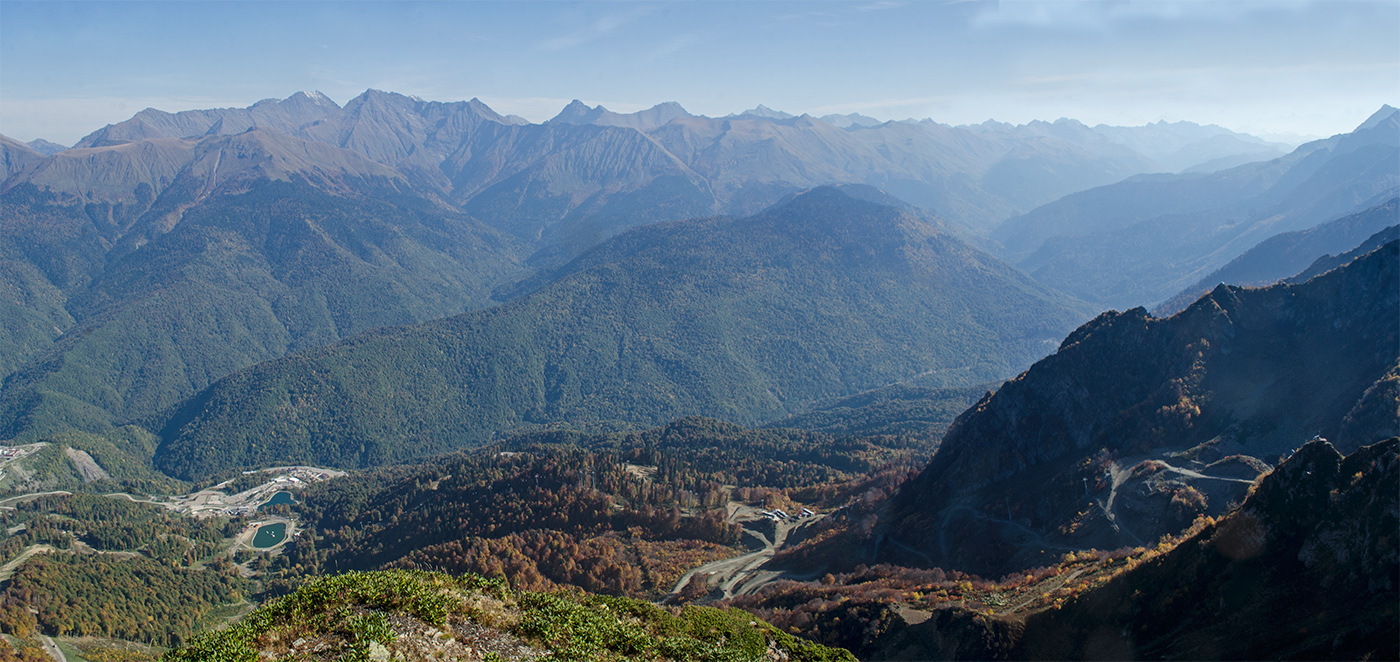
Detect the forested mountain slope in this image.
<box><xmin>152</xmin><ymin>188</ymin><xmax>1092</xmax><ymax>479</ymax></box>
<box><xmin>0</xmin><ymin>128</ymin><xmax>522</xmax><ymax>443</ymax></box>
<box><xmin>881</xmin><ymin>240</ymin><xmax>1398</xmax><ymax>576</ymax></box>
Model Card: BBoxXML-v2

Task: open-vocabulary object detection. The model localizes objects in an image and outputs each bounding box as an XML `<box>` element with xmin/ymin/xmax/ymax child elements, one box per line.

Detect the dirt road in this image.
<box><xmin>668</xmin><ymin>503</ymin><xmax>824</xmax><ymax>600</ymax></box>
<box><xmin>0</xmin><ymin>544</ymin><xmax>54</xmax><ymax>583</ymax></box>
<box><xmin>41</xmin><ymin>636</ymin><xmax>66</xmax><ymax>662</ymax></box>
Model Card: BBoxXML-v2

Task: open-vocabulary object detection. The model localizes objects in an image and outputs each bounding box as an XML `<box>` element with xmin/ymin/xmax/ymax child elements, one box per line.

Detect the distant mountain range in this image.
<box><xmin>1156</xmin><ymin>198</ymin><xmax>1398</xmax><ymax>315</ymax></box>
<box><xmin>881</xmin><ymin>239</ymin><xmax>1398</xmax><ymax>576</ymax></box>
<box><xmin>994</xmin><ymin>105</ymin><xmax>1400</xmax><ymax>310</ymax></box>
<box><xmin>4</xmin><ymin>91</ymin><xmax>1301</xmax><ymax>236</ymax></box>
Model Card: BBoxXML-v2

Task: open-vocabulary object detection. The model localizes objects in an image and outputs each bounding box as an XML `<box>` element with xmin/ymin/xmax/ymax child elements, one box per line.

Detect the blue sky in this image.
<box><xmin>1</xmin><ymin>0</ymin><xmax>1396</xmax><ymax>145</ymax></box>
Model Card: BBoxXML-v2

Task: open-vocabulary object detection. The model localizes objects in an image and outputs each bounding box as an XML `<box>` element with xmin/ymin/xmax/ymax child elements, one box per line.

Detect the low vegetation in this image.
<box><xmin>165</xmin><ymin>569</ymin><xmax>855</xmax><ymax>661</ymax></box>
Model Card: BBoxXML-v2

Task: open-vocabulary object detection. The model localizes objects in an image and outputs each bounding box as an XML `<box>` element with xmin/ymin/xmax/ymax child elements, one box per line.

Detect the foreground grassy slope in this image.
<box><xmin>165</xmin><ymin>569</ymin><xmax>855</xmax><ymax>661</ymax></box>
<box><xmin>154</xmin><ymin>188</ymin><xmax>1091</xmax><ymax>479</ymax></box>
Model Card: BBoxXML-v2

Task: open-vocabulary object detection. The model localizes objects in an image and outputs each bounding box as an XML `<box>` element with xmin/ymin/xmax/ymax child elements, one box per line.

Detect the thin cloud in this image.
<box><xmin>972</xmin><ymin>0</ymin><xmax>1315</xmax><ymax>30</ymax></box>
<box><xmin>537</xmin><ymin>7</ymin><xmax>653</xmax><ymax>52</ymax></box>
<box><xmin>857</xmin><ymin>1</ymin><xmax>908</xmax><ymax>11</ymax></box>
<box><xmin>773</xmin><ymin>10</ymin><xmax>837</xmax><ymax>22</ymax></box>
<box><xmin>649</xmin><ymin>32</ymin><xmax>706</xmax><ymax>59</ymax></box>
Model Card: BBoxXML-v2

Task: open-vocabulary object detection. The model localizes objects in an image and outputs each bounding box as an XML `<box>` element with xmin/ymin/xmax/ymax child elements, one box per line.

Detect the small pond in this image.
<box><xmin>260</xmin><ymin>491</ymin><xmax>296</xmax><ymax>509</ymax></box>
<box><xmin>251</xmin><ymin>522</ymin><xmax>288</xmax><ymax>549</ymax></box>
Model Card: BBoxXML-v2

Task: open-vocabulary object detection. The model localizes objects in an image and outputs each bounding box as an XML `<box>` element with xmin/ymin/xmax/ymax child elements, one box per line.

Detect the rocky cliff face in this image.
<box><xmin>882</xmin><ymin>240</ymin><xmax>1399</xmax><ymax>576</ymax></box>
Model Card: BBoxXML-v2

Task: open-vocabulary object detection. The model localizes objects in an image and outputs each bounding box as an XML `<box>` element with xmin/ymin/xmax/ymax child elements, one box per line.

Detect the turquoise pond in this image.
<box><xmin>251</xmin><ymin>522</ymin><xmax>288</xmax><ymax>549</ymax></box>
<box><xmin>260</xmin><ymin>491</ymin><xmax>296</xmax><ymax>509</ymax></box>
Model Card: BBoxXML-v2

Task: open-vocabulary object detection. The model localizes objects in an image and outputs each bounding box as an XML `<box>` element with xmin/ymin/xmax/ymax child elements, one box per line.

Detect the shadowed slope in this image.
<box><xmin>883</xmin><ymin>240</ymin><xmax>1398</xmax><ymax>576</ymax></box>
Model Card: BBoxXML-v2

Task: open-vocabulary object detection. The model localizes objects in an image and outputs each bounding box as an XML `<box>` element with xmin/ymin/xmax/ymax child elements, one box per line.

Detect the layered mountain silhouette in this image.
<box><xmin>1156</xmin><ymin>198</ymin><xmax>1398</xmax><ymax>315</ymax></box>
<box><xmin>994</xmin><ymin>106</ymin><xmax>1400</xmax><ymax>309</ymax></box>
<box><xmin>151</xmin><ymin>187</ymin><xmax>1092</xmax><ymax>479</ymax></box>
<box><xmin>0</xmin><ymin>136</ymin><xmax>46</xmax><ymax>182</ymax></box>
<box><xmin>1089</xmin><ymin>118</ymin><xmax>1291</xmax><ymax>173</ymax></box>
<box><xmin>9</xmin><ymin>90</ymin><xmax>1300</xmax><ymax>253</ymax></box>
<box><xmin>881</xmin><ymin>240</ymin><xmax>1398</xmax><ymax>576</ymax></box>
<box><xmin>1</xmin><ymin>91</ymin><xmax>1387</xmax><ymax>480</ymax></box>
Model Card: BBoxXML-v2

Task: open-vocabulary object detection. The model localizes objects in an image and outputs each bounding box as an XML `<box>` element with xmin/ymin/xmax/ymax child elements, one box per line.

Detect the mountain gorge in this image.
<box><xmin>1007</xmin><ymin>436</ymin><xmax>1397</xmax><ymax>661</ymax></box>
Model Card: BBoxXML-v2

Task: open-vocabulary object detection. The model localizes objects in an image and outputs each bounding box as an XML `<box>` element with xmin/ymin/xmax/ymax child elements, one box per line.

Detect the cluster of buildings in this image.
<box><xmin>761</xmin><ymin>507</ymin><xmax>816</xmax><ymax>522</ymax></box>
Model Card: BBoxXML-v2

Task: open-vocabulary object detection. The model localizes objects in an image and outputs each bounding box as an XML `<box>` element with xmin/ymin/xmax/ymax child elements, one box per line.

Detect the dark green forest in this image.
<box><xmin>0</xmin><ymin>178</ymin><xmax>522</xmax><ymax>446</ymax></box>
<box><xmin>153</xmin><ymin>189</ymin><xmax>1088</xmax><ymax>479</ymax></box>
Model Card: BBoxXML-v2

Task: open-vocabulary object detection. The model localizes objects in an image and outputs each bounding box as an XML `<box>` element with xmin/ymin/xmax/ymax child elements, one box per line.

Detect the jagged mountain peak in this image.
<box><xmin>0</xmin><ymin>134</ymin><xmax>41</xmax><ymax>156</ymax></box>
<box><xmin>24</xmin><ymin>138</ymin><xmax>69</xmax><ymax>155</ymax></box>
<box><xmin>547</xmin><ymin>99</ymin><xmax>691</xmax><ymax>131</ymax></box>
<box><xmin>819</xmin><ymin>112</ymin><xmax>884</xmax><ymax>129</ymax></box>
<box><xmin>730</xmin><ymin>104</ymin><xmax>794</xmax><ymax>120</ymax></box>
<box><xmin>549</xmin><ymin>99</ymin><xmax>603</xmax><ymax>124</ymax></box>
<box><xmin>73</xmin><ymin>91</ymin><xmax>344</xmax><ymax>148</ymax></box>
<box><xmin>259</xmin><ymin>90</ymin><xmax>341</xmax><ymax>111</ymax></box>
<box><xmin>0</xmin><ymin>134</ymin><xmax>48</xmax><ymax>183</ymax></box>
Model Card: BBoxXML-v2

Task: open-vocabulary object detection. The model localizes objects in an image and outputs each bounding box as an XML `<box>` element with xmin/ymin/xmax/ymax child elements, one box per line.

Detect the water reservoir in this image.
<box><xmin>260</xmin><ymin>491</ymin><xmax>296</xmax><ymax>510</ymax></box>
<box><xmin>251</xmin><ymin>522</ymin><xmax>288</xmax><ymax>549</ymax></box>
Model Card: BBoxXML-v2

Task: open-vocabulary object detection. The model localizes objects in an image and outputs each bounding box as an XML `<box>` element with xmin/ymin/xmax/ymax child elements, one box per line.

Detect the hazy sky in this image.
<box><xmin>2</xmin><ymin>0</ymin><xmax>1396</xmax><ymax>145</ymax></box>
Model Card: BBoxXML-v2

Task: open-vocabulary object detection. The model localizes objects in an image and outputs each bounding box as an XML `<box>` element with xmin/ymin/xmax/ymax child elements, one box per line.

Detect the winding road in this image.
<box><xmin>668</xmin><ymin>503</ymin><xmax>824</xmax><ymax>600</ymax></box>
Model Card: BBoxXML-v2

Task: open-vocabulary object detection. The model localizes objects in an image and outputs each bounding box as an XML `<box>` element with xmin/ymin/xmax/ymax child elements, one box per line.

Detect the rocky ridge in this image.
<box><xmin>881</xmin><ymin>239</ymin><xmax>1399</xmax><ymax>576</ymax></box>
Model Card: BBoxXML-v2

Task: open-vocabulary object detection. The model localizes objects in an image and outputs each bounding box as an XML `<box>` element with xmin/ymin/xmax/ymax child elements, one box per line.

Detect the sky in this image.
<box><xmin>1</xmin><ymin>0</ymin><xmax>1397</xmax><ymax>146</ymax></box>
